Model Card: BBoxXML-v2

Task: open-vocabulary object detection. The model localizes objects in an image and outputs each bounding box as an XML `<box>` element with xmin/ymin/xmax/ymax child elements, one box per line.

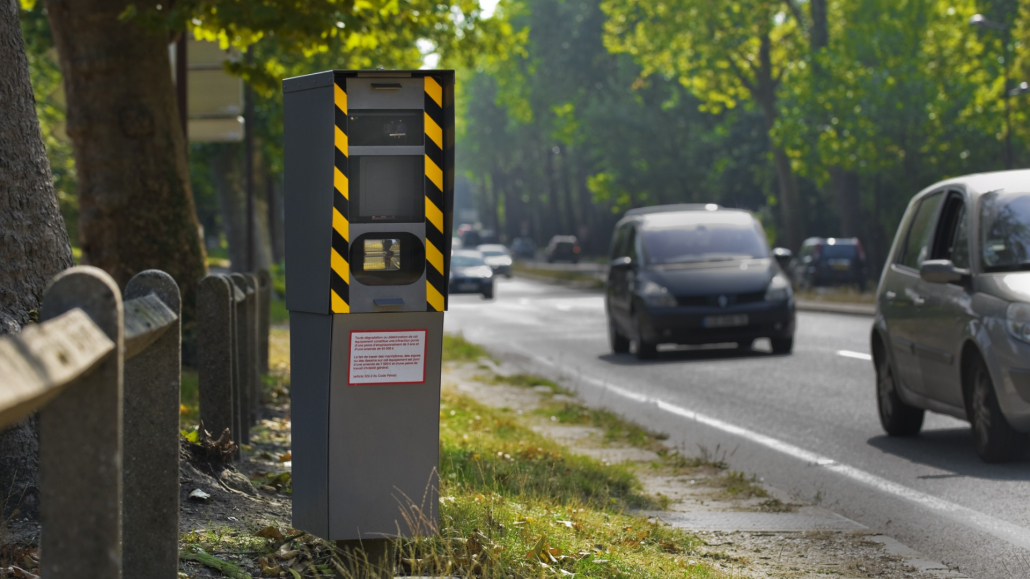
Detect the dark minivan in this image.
<box><xmin>791</xmin><ymin>237</ymin><xmax>869</xmax><ymax>291</ymax></box>
<box><xmin>605</xmin><ymin>204</ymin><xmax>796</xmax><ymax>359</ymax></box>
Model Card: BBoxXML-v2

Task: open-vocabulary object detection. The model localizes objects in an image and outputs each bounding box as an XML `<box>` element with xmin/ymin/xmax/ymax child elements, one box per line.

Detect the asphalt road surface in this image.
<box><xmin>445</xmin><ymin>277</ymin><xmax>1030</xmax><ymax>579</ymax></box>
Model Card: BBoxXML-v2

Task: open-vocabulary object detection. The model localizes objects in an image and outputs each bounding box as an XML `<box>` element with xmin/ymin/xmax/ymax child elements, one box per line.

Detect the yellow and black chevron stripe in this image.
<box><xmin>330</xmin><ymin>76</ymin><xmax>350</xmax><ymax>314</ymax></box>
<box><xmin>424</xmin><ymin>76</ymin><xmax>447</xmax><ymax>312</ymax></box>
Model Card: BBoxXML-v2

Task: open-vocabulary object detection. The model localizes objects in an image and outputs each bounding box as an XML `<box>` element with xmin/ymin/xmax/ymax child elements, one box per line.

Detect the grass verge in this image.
<box><xmin>512</xmin><ymin>262</ymin><xmax>606</xmax><ymax>289</ymax></box>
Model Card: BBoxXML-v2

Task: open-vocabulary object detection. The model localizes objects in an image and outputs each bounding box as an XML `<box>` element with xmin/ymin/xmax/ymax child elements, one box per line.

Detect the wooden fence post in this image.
<box><xmin>198</xmin><ymin>275</ymin><xmax>235</xmax><ymax>441</ymax></box>
<box><xmin>122</xmin><ymin>270</ymin><xmax>181</xmax><ymax>579</ymax></box>
<box><xmin>39</xmin><ymin>266</ymin><xmax>124</xmax><ymax>578</ymax></box>
<box><xmin>229</xmin><ymin>273</ymin><xmax>252</xmax><ymax>443</ymax></box>
<box><xmin>244</xmin><ymin>273</ymin><xmax>261</xmax><ymax>421</ymax></box>
<box><xmin>257</xmin><ymin>269</ymin><xmax>271</xmax><ymax>375</ymax></box>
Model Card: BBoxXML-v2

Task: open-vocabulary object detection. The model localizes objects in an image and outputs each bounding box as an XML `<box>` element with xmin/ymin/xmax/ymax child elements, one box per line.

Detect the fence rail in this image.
<box><xmin>0</xmin><ymin>265</ymin><xmax>272</xmax><ymax>578</ymax></box>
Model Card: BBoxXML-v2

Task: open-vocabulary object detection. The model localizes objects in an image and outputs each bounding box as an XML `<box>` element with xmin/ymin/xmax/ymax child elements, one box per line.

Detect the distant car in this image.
<box><xmin>452</xmin><ymin>236</ymin><xmax>463</xmax><ymax>250</ymax></box>
<box><xmin>605</xmin><ymin>204</ymin><xmax>795</xmax><ymax>359</ymax></box>
<box><xmin>546</xmin><ymin>235</ymin><xmax>581</xmax><ymax>263</ymax></box>
<box><xmin>791</xmin><ymin>237</ymin><xmax>869</xmax><ymax>291</ymax></box>
<box><xmin>510</xmin><ymin>237</ymin><xmax>537</xmax><ymax>259</ymax></box>
<box><xmin>872</xmin><ymin>170</ymin><xmax>1030</xmax><ymax>462</ymax></box>
<box><xmin>449</xmin><ymin>250</ymin><xmax>494</xmax><ymax>300</ymax></box>
<box><xmin>477</xmin><ymin>244</ymin><xmax>513</xmax><ymax>278</ymax></box>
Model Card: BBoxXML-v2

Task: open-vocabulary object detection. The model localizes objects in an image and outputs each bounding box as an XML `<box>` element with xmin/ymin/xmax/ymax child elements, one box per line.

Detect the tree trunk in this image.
<box><xmin>0</xmin><ymin>0</ymin><xmax>75</xmax><ymax>515</ymax></box>
<box><xmin>212</xmin><ymin>143</ymin><xmax>273</xmax><ymax>272</ymax></box>
<box><xmin>754</xmin><ymin>30</ymin><xmax>804</xmax><ymax>250</ymax></box>
<box><xmin>45</xmin><ymin>0</ymin><xmax>206</xmax><ymax>316</ymax></box>
<box><xmin>809</xmin><ymin>0</ymin><xmax>865</xmax><ymax>244</ymax></box>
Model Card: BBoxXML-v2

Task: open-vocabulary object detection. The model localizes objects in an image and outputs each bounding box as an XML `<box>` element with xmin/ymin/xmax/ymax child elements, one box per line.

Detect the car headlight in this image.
<box><xmin>1006</xmin><ymin>303</ymin><xmax>1030</xmax><ymax>344</ymax></box>
<box><xmin>765</xmin><ymin>274</ymin><xmax>793</xmax><ymax>302</ymax></box>
<box><xmin>640</xmin><ymin>280</ymin><xmax>677</xmax><ymax>307</ymax></box>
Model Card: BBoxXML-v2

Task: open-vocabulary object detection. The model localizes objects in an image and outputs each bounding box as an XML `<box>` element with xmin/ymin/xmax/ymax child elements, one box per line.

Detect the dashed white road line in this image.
<box><xmin>838</xmin><ymin>350</ymin><xmax>873</xmax><ymax>361</ymax></box>
<box><xmin>518</xmin><ymin>347</ymin><xmax>1030</xmax><ymax>553</ymax></box>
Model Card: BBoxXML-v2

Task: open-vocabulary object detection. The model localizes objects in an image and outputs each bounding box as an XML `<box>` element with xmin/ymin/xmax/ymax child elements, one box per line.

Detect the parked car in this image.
<box><xmin>449</xmin><ymin>250</ymin><xmax>494</xmax><ymax>300</ymax></box>
<box><xmin>510</xmin><ymin>237</ymin><xmax>537</xmax><ymax>259</ymax></box>
<box><xmin>872</xmin><ymin>170</ymin><xmax>1030</xmax><ymax>462</ymax></box>
<box><xmin>790</xmin><ymin>237</ymin><xmax>869</xmax><ymax>291</ymax></box>
<box><xmin>546</xmin><ymin>235</ymin><xmax>581</xmax><ymax>263</ymax></box>
<box><xmin>477</xmin><ymin>244</ymin><xmax>513</xmax><ymax>278</ymax></box>
<box><xmin>605</xmin><ymin>204</ymin><xmax>795</xmax><ymax>359</ymax></box>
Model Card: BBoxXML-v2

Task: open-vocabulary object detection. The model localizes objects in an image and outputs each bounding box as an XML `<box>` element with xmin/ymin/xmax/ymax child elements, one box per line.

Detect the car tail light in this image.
<box><xmin>813</xmin><ymin>244</ymin><xmax>822</xmax><ymax>260</ymax></box>
<box><xmin>573</xmin><ymin>245</ymin><xmax>581</xmax><ymax>254</ymax></box>
<box><xmin>855</xmin><ymin>239</ymin><xmax>866</xmax><ymax>261</ymax></box>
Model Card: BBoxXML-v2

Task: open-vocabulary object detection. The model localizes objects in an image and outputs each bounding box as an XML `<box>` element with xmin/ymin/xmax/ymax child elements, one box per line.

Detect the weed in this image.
<box><xmin>442</xmin><ymin>333</ymin><xmax>492</xmax><ymax>363</ymax></box>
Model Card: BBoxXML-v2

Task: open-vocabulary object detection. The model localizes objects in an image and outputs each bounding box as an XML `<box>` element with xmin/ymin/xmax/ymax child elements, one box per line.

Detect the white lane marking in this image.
<box><xmin>838</xmin><ymin>350</ymin><xmax>873</xmax><ymax>361</ymax></box>
<box><xmin>519</xmin><ymin>349</ymin><xmax>1030</xmax><ymax>552</ymax></box>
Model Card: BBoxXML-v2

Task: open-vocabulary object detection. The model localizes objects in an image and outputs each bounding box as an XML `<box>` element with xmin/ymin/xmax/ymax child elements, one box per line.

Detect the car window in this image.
<box><xmin>899</xmin><ymin>192</ymin><xmax>944</xmax><ymax>270</ymax></box>
<box><xmin>610</xmin><ymin>226</ymin><xmax>627</xmax><ymax>259</ymax></box>
<box><xmin>932</xmin><ymin>193</ymin><xmax>970</xmax><ymax>269</ymax></box>
<box><xmin>625</xmin><ymin>227</ymin><xmax>638</xmax><ymax>261</ymax></box>
<box><xmin>641</xmin><ymin>221</ymin><xmax>769</xmax><ymax>265</ymax></box>
<box><xmin>981</xmin><ymin>191</ymin><xmax>1030</xmax><ymax>272</ymax></box>
<box><xmin>452</xmin><ymin>254</ymin><xmax>486</xmax><ymax>267</ymax></box>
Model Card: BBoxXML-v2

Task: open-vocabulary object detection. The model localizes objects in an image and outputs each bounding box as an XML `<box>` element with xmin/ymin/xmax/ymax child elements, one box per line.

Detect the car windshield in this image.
<box><xmin>820</xmin><ymin>244</ymin><xmax>857</xmax><ymax>258</ymax></box>
<box><xmin>981</xmin><ymin>191</ymin><xmax>1030</xmax><ymax>272</ymax></box>
<box><xmin>642</xmin><ymin>222</ymin><xmax>769</xmax><ymax>265</ymax></box>
<box><xmin>452</xmin><ymin>254</ymin><xmax>486</xmax><ymax>268</ymax></box>
<box><xmin>480</xmin><ymin>249</ymin><xmax>508</xmax><ymax>257</ymax></box>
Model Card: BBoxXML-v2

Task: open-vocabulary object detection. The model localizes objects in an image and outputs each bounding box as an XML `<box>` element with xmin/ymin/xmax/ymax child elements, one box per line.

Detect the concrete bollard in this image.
<box><xmin>39</xmin><ymin>266</ymin><xmax>124</xmax><ymax>578</ymax></box>
<box><xmin>257</xmin><ymin>269</ymin><xmax>272</xmax><ymax>375</ymax></box>
<box><xmin>198</xmin><ymin>275</ymin><xmax>235</xmax><ymax>441</ymax></box>
<box><xmin>122</xmin><ymin>270</ymin><xmax>181</xmax><ymax>579</ymax></box>
<box><xmin>229</xmin><ymin>273</ymin><xmax>252</xmax><ymax>444</ymax></box>
<box><xmin>244</xmin><ymin>273</ymin><xmax>261</xmax><ymax>422</ymax></box>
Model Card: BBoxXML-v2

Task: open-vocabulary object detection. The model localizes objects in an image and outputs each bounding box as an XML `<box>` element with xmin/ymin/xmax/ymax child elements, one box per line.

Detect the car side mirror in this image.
<box><xmin>920</xmin><ymin>259</ymin><xmax>964</xmax><ymax>284</ymax></box>
<box><xmin>772</xmin><ymin>247</ymin><xmax>793</xmax><ymax>271</ymax></box>
<box><xmin>611</xmin><ymin>256</ymin><xmax>633</xmax><ymax>269</ymax></box>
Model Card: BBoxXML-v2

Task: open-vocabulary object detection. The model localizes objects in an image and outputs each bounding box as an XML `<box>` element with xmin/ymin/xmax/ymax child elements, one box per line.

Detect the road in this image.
<box><xmin>444</xmin><ymin>277</ymin><xmax>1030</xmax><ymax>579</ymax></box>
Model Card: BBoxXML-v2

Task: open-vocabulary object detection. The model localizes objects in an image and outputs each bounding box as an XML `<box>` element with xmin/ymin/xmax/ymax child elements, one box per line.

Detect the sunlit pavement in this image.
<box><xmin>445</xmin><ymin>277</ymin><xmax>1030</xmax><ymax>579</ymax></box>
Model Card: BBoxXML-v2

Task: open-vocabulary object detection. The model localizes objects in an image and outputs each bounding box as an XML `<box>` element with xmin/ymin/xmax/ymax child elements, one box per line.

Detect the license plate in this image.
<box><xmin>831</xmin><ymin>259</ymin><xmax>851</xmax><ymax>270</ymax></box>
<box><xmin>703</xmin><ymin>314</ymin><xmax>748</xmax><ymax>328</ymax></box>
<box><xmin>459</xmin><ymin>283</ymin><xmax>478</xmax><ymax>291</ymax></box>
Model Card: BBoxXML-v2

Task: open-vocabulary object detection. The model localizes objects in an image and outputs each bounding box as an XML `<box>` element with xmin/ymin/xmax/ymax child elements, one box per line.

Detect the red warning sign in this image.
<box><xmin>348</xmin><ymin>329</ymin><xmax>427</xmax><ymax>385</ymax></box>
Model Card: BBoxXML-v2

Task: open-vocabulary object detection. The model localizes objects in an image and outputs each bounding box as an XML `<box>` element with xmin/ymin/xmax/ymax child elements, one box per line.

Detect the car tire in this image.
<box><xmin>481</xmin><ymin>285</ymin><xmax>494</xmax><ymax>300</ymax></box>
<box><xmin>633</xmin><ymin>311</ymin><xmax>657</xmax><ymax>360</ymax></box>
<box><xmin>876</xmin><ymin>351</ymin><xmax>924</xmax><ymax>437</ymax></box>
<box><xmin>969</xmin><ymin>357</ymin><xmax>1027</xmax><ymax>462</ymax></box>
<box><xmin>770</xmin><ymin>337</ymin><xmax>793</xmax><ymax>354</ymax></box>
<box><xmin>609</xmin><ymin>316</ymin><xmax>630</xmax><ymax>354</ymax></box>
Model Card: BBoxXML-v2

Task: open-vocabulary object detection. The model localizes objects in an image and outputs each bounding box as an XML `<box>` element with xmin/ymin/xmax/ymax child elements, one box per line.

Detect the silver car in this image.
<box><xmin>872</xmin><ymin>170</ymin><xmax>1030</xmax><ymax>462</ymax></box>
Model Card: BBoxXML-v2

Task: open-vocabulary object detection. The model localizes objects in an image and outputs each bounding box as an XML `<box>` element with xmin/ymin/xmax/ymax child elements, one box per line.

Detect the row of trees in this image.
<box><xmin>461</xmin><ymin>0</ymin><xmax>1029</xmax><ymax>266</ymax></box>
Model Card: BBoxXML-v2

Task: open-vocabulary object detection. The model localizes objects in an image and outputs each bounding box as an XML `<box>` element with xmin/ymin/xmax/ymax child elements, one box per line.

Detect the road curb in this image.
<box><xmin>795</xmin><ymin>299</ymin><xmax>875</xmax><ymax>317</ymax></box>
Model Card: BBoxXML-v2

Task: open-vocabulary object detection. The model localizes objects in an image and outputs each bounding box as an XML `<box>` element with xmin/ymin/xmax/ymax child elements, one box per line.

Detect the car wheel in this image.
<box><xmin>969</xmin><ymin>357</ymin><xmax>1026</xmax><ymax>462</ymax></box>
<box><xmin>608</xmin><ymin>315</ymin><xmax>630</xmax><ymax>354</ymax></box>
<box><xmin>632</xmin><ymin>311</ymin><xmax>657</xmax><ymax>360</ymax></box>
<box><xmin>876</xmin><ymin>352</ymin><xmax>924</xmax><ymax>437</ymax></box>
<box><xmin>481</xmin><ymin>284</ymin><xmax>494</xmax><ymax>300</ymax></box>
<box><xmin>770</xmin><ymin>337</ymin><xmax>793</xmax><ymax>354</ymax></box>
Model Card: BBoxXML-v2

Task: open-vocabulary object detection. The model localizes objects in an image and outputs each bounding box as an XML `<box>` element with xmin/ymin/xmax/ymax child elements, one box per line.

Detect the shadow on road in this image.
<box><xmin>597</xmin><ymin>343</ymin><xmax>790</xmax><ymax>366</ymax></box>
<box><xmin>867</xmin><ymin>430</ymin><xmax>1030</xmax><ymax>480</ymax></box>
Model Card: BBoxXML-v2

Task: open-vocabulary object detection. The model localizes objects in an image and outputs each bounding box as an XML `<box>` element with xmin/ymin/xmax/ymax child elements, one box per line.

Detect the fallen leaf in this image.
<box><xmin>279</xmin><ymin>451</ymin><xmax>292</xmax><ymax>462</ymax></box>
<box><xmin>257</xmin><ymin>525</ymin><xmax>284</xmax><ymax>540</ymax></box>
